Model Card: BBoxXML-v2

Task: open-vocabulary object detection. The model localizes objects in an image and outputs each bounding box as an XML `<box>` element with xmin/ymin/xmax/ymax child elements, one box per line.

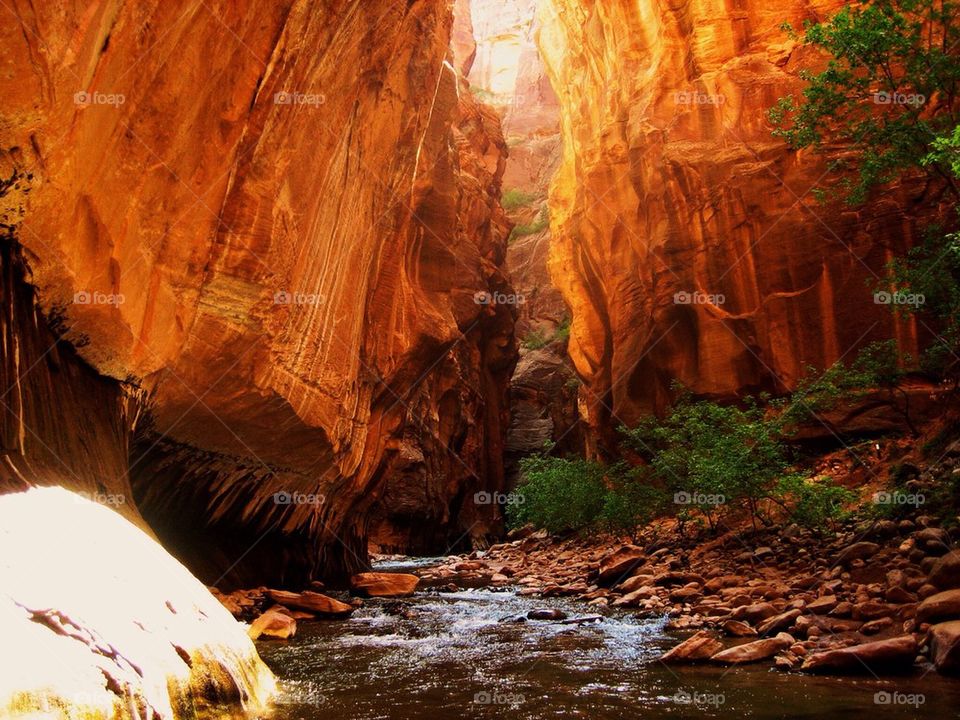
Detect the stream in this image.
<box><xmin>257</xmin><ymin>559</ymin><xmax>960</xmax><ymax>719</ymax></box>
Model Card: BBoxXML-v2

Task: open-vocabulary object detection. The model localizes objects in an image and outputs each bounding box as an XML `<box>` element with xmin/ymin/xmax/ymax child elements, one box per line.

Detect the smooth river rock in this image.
<box><xmin>350</xmin><ymin>573</ymin><xmax>421</xmax><ymax>598</ymax></box>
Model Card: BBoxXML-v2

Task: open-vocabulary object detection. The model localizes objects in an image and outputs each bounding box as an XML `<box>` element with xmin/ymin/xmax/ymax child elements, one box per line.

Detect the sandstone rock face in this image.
<box><xmin>0</xmin><ymin>487</ymin><xmax>275</xmax><ymax>719</ymax></box>
<box><xmin>537</xmin><ymin>0</ymin><xmax>926</xmax><ymax>451</ymax></box>
<box><xmin>1</xmin><ymin>1</ymin><xmax>515</xmax><ymax>585</ymax></box>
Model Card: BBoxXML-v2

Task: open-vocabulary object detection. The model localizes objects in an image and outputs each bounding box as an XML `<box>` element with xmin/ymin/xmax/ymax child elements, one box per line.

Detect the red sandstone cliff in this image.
<box><xmin>0</xmin><ymin>1</ymin><xmax>515</xmax><ymax>586</ymax></box>
<box><xmin>537</xmin><ymin>0</ymin><xmax>928</xmax><ymax>454</ymax></box>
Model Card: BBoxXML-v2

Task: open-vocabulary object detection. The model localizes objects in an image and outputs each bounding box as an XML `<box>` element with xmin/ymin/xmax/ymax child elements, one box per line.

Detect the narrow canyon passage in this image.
<box><xmin>2</xmin><ymin>0</ymin><xmax>960</xmax><ymax>718</ymax></box>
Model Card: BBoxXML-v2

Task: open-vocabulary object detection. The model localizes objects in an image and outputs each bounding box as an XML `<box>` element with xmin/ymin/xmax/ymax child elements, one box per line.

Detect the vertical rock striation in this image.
<box><xmin>538</xmin><ymin>0</ymin><xmax>926</xmax><ymax>454</ymax></box>
<box><xmin>1</xmin><ymin>0</ymin><xmax>515</xmax><ymax>586</ymax></box>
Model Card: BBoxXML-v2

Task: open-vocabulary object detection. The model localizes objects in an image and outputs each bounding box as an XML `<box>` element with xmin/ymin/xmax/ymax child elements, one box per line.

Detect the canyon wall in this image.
<box><xmin>538</xmin><ymin>0</ymin><xmax>926</xmax><ymax>454</ymax></box>
<box><xmin>0</xmin><ymin>0</ymin><xmax>514</xmax><ymax>587</ymax></box>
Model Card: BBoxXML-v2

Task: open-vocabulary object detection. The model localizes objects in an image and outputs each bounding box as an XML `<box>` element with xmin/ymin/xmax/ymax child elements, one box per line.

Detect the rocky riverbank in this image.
<box><xmin>418</xmin><ymin>515</ymin><xmax>960</xmax><ymax>676</ymax></box>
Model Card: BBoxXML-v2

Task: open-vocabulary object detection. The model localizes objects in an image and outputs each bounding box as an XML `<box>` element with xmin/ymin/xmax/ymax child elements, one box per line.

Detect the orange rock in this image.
<box><xmin>349</xmin><ymin>573</ymin><xmax>420</xmax><ymax>598</ymax></box>
<box><xmin>265</xmin><ymin>590</ymin><xmax>353</xmax><ymax>617</ymax></box>
<box><xmin>248</xmin><ymin>608</ymin><xmax>297</xmax><ymax>640</ymax></box>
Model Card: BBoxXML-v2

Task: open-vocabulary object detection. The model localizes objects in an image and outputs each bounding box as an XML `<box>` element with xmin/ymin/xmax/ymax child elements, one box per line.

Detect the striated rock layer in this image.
<box><xmin>538</xmin><ymin>0</ymin><xmax>928</xmax><ymax>454</ymax></box>
<box><xmin>1</xmin><ymin>1</ymin><xmax>515</xmax><ymax>587</ymax></box>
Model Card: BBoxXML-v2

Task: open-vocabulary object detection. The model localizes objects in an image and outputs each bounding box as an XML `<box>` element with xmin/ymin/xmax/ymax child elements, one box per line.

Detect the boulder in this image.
<box><xmin>597</xmin><ymin>545</ymin><xmax>646</xmax><ymax>585</ymax></box>
<box><xmin>710</xmin><ymin>633</ymin><xmax>793</xmax><ymax>664</ymax></box>
<box><xmin>757</xmin><ymin>609</ymin><xmax>801</xmax><ymax>637</ymax></box>
<box><xmin>807</xmin><ymin>595</ymin><xmax>838</xmax><ymax>615</ymax></box>
<box><xmin>929</xmin><ymin>621</ymin><xmax>960</xmax><ymax>675</ymax></box>
<box><xmin>928</xmin><ymin>552</ymin><xmax>960</xmax><ymax>590</ymax></box>
<box><xmin>349</xmin><ymin>572</ymin><xmax>420</xmax><ymax>598</ymax></box>
<box><xmin>836</xmin><ymin>542</ymin><xmax>880</xmax><ymax>566</ymax></box>
<box><xmin>917</xmin><ymin>589</ymin><xmax>960</xmax><ymax>624</ymax></box>
<box><xmin>722</xmin><ymin>620</ymin><xmax>758</xmax><ymax>637</ymax></box>
<box><xmin>265</xmin><ymin>589</ymin><xmax>354</xmax><ymax>617</ymax></box>
<box><xmin>0</xmin><ymin>488</ymin><xmax>276</xmax><ymax>719</ymax></box>
<box><xmin>248</xmin><ymin>608</ymin><xmax>297</xmax><ymax>640</ymax></box>
<box><xmin>527</xmin><ymin>608</ymin><xmax>568</xmax><ymax>621</ymax></box>
<box><xmin>660</xmin><ymin>630</ymin><xmax>724</xmax><ymax>663</ymax></box>
<box><xmin>801</xmin><ymin>635</ymin><xmax>917</xmax><ymax>674</ymax></box>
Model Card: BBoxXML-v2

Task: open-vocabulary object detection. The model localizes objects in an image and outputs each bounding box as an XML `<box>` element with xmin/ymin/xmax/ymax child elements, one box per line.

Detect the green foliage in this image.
<box><xmin>775</xmin><ymin>474</ymin><xmax>855</xmax><ymax>529</ymax></box>
<box><xmin>509</xmin><ymin>205</ymin><xmax>550</xmax><ymax>242</ymax></box>
<box><xmin>507</xmin><ymin>454</ymin><xmax>608</xmax><ymax>533</ymax></box>
<box><xmin>521</xmin><ymin>316</ymin><xmax>572</xmax><ymax>350</ymax></box>
<box><xmin>501</xmin><ymin>188</ymin><xmax>539</xmax><ymax>211</ymax></box>
<box><xmin>622</xmin><ymin>393</ymin><xmax>792</xmax><ymax>527</ymax></box>
<box><xmin>885</xmin><ymin>226</ymin><xmax>960</xmax><ymax>376</ymax></box>
<box><xmin>769</xmin><ymin>0</ymin><xmax>960</xmax><ymax>204</ymax></box>
<box><xmin>778</xmin><ymin>340</ymin><xmax>904</xmax><ymax>426</ymax></box>
<box><xmin>599</xmin><ymin>469</ymin><xmax>668</xmax><ymax>534</ymax></box>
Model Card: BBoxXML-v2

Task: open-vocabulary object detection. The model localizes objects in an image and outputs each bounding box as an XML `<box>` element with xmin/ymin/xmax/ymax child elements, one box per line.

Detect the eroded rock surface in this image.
<box><xmin>537</xmin><ymin>0</ymin><xmax>928</xmax><ymax>452</ymax></box>
<box><xmin>1</xmin><ymin>0</ymin><xmax>515</xmax><ymax>585</ymax></box>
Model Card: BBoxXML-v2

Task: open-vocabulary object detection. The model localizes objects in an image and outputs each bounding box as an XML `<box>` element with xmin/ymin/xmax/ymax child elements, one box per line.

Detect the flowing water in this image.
<box><xmin>257</xmin><ymin>560</ymin><xmax>960</xmax><ymax>719</ymax></box>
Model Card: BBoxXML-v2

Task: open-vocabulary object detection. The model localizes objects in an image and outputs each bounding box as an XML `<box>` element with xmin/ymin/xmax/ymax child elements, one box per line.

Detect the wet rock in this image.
<box><xmin>265</xmin><ymin>590</ymin><xmax>354</xmax><ymax>617</ymax></box>
<box><xmin>710</xmin><ymin>633</ymin><xmax>793</xmax><ymax>665</ymax></box>
<box><xmin>558</xmin><ymin>615</ymin><xmax>604</xmax><ymax>625</ymax></box>
<box><xmin>801</xmin><ymin>636</ymin><xmax>917</xmax><ymax>674</ymax></box>
<box><xmin>660</xmin><ymin>630</ymin><xmax>724</xmax><ymax>663</ymax></box>
<box><xmin>929</xmin><ymin>621</ymin><xmax>960</xmax><ymax>674</ymax></box>
<box><xmin>349</xmin><ymin>573</ymin><xmax>419</xmax><ymax>598</ymax></box>
<box><xmin>248</xmin><ymin>608</ymin><xmax>297</xmax><ymax>640</ymax></box>
<box><xmin>917</xmin><ymin>589</ymin><xmax>960</xmax><ymax>624</ymax></box>
<box><xmin>527</xmin><ymin>609</ymin><xmax>568</xmax><ymax>621</ymax></box>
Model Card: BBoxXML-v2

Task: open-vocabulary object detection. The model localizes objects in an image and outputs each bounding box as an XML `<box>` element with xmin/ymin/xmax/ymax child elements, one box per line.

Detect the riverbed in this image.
<box><xmin>257</xmin><ymin>562</ymin><xmax>960</xmax><ymax>719</ymax></box>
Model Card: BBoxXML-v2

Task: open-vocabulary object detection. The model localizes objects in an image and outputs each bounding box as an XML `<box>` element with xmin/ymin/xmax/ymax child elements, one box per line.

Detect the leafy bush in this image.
<box><xmin>501</xmin><ymin>188</ymin><xmax>538</xmax><ymax>211</ymax></box>
<box><xmin>507</xmin><ymin>454</ymin><xmax>607</xmax><ymax>533</ymax></box>
<box><xmin>774</xmin><ymin>475</ymin><xmax>855</xmax><ymax>530</ymax></box>
<box><xmin>622</xmin><ymin>394</ymin><xmax>789</xmax><ymax>528</ymax></box>
<box><xmin>509</xmin><ymin>205</ymin><xmax>550</xmax><ymax>242</ymax></box>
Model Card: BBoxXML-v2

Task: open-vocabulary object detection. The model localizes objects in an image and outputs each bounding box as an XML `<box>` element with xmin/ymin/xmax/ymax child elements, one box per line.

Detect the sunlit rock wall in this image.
<box><xmin>0</xmin><ymin>0</ymin><xmax>514</xmax><ymax>586</ymax></box>
<box><xmin>538</xmin><ymin>0</ymin><xmax>925</xmax><ymax>454</ymax></box>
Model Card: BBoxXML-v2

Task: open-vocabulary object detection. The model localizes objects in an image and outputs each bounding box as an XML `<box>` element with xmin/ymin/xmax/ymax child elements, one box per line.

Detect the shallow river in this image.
<box><xmin>257</xmin><ymin>561</ymin><xmax>960</xmax><ymax>719</ymax></box>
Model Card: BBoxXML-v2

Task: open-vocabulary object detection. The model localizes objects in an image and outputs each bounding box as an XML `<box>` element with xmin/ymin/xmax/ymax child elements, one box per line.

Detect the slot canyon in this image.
<box><xmin>2</xmin><ymin>0</ymin><xmax>960</xmax><ymax>718</ymax></box>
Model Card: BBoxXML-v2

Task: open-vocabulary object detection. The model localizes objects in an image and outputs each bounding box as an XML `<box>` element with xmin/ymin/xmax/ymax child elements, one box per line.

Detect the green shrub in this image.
<box><xmin>509</xmin><ymin>205</ymin><xmax>550</xmax><ymax>242</ymax></box>
<box><xmin>507</xmin><ymin>454</ymin><xmax>607</xmax><ymax>533</ymax></box>
<box><xmin>501</xmin><ymin>188</ymin><xmax>538</xmax><ymax>211</ymax></box>
<box><xmin>774</xmin><ymin>475</ymin><xmax>855</xmax><ymax>530</ymax></box>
